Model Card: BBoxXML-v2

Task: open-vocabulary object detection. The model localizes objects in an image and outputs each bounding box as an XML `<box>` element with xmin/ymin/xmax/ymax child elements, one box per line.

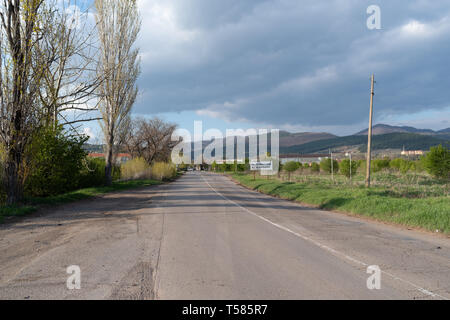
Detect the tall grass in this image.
<box><xmin>121</xmin><ymin>158</ymin><xmax>152</xmax><ymax>180</ymax></box>
<box><xmin>150</xmin><ymin>162</ymin><xmax>177</xmax><ymax>181</ymax></box>
<box><xmin>121</xmin><ymin>159</ymin><xmax>177</xmax><ymax>181</ymax></box>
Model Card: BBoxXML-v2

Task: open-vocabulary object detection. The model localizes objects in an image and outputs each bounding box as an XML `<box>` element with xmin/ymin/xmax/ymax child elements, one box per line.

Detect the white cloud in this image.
<box><xmin>83</xmin><ymin>127</ymin><xmax>96</xmax><ymax>141</ymax></box>
<box><xmin>134</xmin><ymin>0</ymin><xmax>450</xmax><ymax>128</ymax></box>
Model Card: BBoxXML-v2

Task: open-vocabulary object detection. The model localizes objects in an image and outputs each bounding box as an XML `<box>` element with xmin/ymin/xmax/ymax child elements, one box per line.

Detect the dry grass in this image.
<box><xmin>121</xmin><ymin>158</ymin><xmax>152</xmax><ymax>180</ymax></box>
<box><xmin>150</xmin><ymin>162</ymin><xmax>177</xmax><ymax>181</ymax></box>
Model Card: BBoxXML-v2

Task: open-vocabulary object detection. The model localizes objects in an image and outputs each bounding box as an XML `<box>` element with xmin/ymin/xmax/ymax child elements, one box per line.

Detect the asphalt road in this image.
<box><xmin>0</xmin><ymin>172</ymin><xmax>449</xmax><ymax>300</ymax></box>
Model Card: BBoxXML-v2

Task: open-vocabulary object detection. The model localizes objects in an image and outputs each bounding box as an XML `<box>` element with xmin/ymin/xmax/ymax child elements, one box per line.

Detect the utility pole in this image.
<box><xmin>330</xmin><ymin>151</ymin><xmax>334</xmax><ymax>182</ymax></box>
<box><xmin>346</xmin><ymin>152</ymin><xmax>352</xmax><ymax>183</ymax></box>
<box><xmin>350</xmin><ymin>153</ymin><xmax>352</xmax><ymax>183</ymax></box>
<box><xmin>366</xmin><ymin>74</ymin><xmax>375</xmax><ymax>188</ymax></box>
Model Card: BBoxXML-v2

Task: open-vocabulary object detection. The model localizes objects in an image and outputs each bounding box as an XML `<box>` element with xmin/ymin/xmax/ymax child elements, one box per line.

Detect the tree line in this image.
<box><xmin>281</xmin><ymin>145</ymin><xmax>449</xmax><ymax>181</ymax></box>
<box><xmin>0</xmin><ymin>0</ymin><xmax>147</xmax><ymax>205</ymax></box>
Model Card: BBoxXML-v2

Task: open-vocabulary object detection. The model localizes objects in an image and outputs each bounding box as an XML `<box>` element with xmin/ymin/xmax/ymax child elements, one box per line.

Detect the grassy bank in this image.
<box><xmin>231</xmin><ymin>173</ymin><xmax>450</xmax><ymax>234</ymax></box>
<box><xmin>0</xmin><ymin>179</ymin><xmax>163</xmax><ymax>223</ymax></box>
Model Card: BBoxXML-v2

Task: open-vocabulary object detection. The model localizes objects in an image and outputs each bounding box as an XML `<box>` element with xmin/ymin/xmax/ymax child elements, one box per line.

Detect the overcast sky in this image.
<box><xmin>85</xmin><ymin>0</ymin><xmax>450</xmax><ymax>140</ymax></box>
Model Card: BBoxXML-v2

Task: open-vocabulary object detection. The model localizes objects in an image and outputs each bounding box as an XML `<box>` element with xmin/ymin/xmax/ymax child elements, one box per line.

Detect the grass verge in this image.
<box><xmin>231</xmin><ymin>173</ymin><xmax>450</xmax><ymax>235</ymax></box>
<box><xmin>0</xmin><ymin>179</ymin><xmax>163</xmax><ymax>223</ymax></box>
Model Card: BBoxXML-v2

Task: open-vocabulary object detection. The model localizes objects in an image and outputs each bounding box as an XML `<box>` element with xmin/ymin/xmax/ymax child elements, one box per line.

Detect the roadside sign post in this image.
<box><xmin>250</xmin><ymin>161</ymin><xmax>273</xmax><ymax>180</ymax></box>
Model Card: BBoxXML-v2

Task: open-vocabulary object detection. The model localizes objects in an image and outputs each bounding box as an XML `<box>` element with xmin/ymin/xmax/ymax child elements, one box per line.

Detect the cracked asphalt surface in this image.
<box><xmin>0</xmin><ymin>172</ymin><xmax>449</xmax><ymax>300</ymax></box>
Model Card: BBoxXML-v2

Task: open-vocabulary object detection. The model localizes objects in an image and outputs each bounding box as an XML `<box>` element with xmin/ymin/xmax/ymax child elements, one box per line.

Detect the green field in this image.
<box><xmin>0</xmin><ymin>179</ymin><xmax>162</xmax><ymax>223</ymax></box>
<box><xmin>231</xmin><ymin>172</ymin><xmax>450</xmax><ymax>234</ymax></box>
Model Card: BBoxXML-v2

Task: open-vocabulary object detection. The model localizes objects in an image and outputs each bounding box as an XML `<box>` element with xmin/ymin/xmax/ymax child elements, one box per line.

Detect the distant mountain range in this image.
<box><xmin>355</xmin><ymin>124</ymin><xmax>450</xmax><ymax>136</ymax></box>
<box><xmin>277</xmin><ymin>124</ymin><xmax>449</xmax><ymax>153</ymax></box>
<box><xmin>279</xmin><ymin>131</ymin><xmax>337</xmax><ymax>147</ymax></box>
<box><xmin>83</xmin><ymin>124</ymin><xmax>450</xmax><ymax>157</ymax></box>
<box><xmin>280</xmin><ymin>133</ymin><xmax>449</xmax><ymax>154</ymax></box>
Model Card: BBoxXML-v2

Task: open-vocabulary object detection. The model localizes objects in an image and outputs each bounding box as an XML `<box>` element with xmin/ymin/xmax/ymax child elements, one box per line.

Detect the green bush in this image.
<box><xmin>80</xmin><ymin>158</ymin><xmax>105</xmax><ymax>188</ymax></box>
<box><xmin>284</xmin><ymin>161</ymin><xmax>300</xmax><ymax>180</ymax></box>
<box><xmin>339</xmin><ymin>159</ymin><xmax>358</xmax><ymax>178</ymax></box>
<box><xmin>283</xmin><ymin>161</ymin><xmax>300</xmax><ymax>173</ymax></box>
<box><xmin>422</xmin><ymin>145</ymin><xmax>450</xmax><ymax>180</ymax></box>
<box><xmin>311</xmin><ymin>162</ymin><xmax>320</xmax><ymax>173</ymax></box>
<box><xmin>390</xmin><ymin>158</ymin><xmax>415</xmax><ymax>174</ymax></box>
<box><xmin>372</xmin><ymin>158</ymin><xmax>391</xmax><ymax>173</ymax></box>
<box><xmin>320</xmin><ymin>158</ymin><xmax>339</xmax><ymax>174</ymax></box>
<box><xmin>25</xmin><ymin>126</ymin><xmax>88</xmax><ymax>197</ymax></box>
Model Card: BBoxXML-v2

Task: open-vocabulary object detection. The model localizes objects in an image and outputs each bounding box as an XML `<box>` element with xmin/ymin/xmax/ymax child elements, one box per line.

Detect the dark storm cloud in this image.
<box><xmin>136</xmin><ymin>0</ymin><xmax>450</xmax><ymax>127</ymax></box>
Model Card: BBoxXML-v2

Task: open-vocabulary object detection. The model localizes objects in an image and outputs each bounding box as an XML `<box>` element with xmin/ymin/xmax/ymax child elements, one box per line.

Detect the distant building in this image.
<box><xmin>88</xmin><ymin>153</ymin><xmax>132</xmax><ymax>164</ymax></box>
<box><xmin>401</xmin><ymin>150</ymin><xmax>424</xmax><ymax>156</ymax></box>
<box><xmin>280</xmin><ymin>154</ymin><xmax>329</xmax><ymax>165</ymax></box>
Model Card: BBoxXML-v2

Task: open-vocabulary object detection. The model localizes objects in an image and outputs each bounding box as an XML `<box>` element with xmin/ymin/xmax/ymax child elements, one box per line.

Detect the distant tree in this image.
<box><xmin>422</xmin><ymin>145</ymin><xmax>449</xmax><ymax>180</ymax></box>
<box><xmin>390</xmin><ymin>158</ymin><xmax>413</xmax><ymax>174</ymax></box>
<box><xmin>311</xmin><ymin>163</ymin><xmax>320</xmax><ymax>173</ymax></box>
<box><xmin>372</xmin><ymin>158</ymin><xmax>391</xmax><ymax>173</ymax></box>
<box><xmin>284</xmin><ymin>161</ymin><xmax>300</xmax><ymax>181</ymax></box>
<box><xmin>320</xmin><ymin>158</ymin><xmax>339</xmax><ymax>174</ymax></box>
<box><xmin>339</xmin><ymin>159</ymin><xmax>358</xmax><ymax>179</ymax></box>
<box><xmin>125</xmin><ymin>117</ymin><xmax>178</xmax><ymax>165</ymax></box>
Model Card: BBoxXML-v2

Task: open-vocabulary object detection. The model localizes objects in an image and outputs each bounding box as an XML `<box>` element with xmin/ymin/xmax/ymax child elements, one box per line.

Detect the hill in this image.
<box><xmin>279</xmin><ymin>131</ymin><xmax>337</xmax><ymax>147</ymax></box>
<box><xmin>355</xmin><ymin>124</ymin><xmax>437</xmax><ymax>136</ymax></box>
<box><xmin>281</xmin><ymin>133</ymin><xmax>450</xmax><ymax>154</ymax></box>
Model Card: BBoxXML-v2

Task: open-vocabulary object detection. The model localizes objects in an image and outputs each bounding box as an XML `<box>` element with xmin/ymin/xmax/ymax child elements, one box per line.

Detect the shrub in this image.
<box><xmin>340</xmin><ymin>159</ymin><xmax>358</xmax><ymax>179</ymax></box>
<box><xmin>283</xmin><ymin>161</ymin><xmax>300</xmax><ymax>181</ymax></box>
<box><xmin>390</xmin><ymin>158</ymin><xmax>403</xmax><ymax>171</ymax></box>
<box><xmin>390</xmin><ymin>158</ymin><xmax>414</xmax><ymax>174</ymax></box>
<box><xmin>24</xmin><ymin>126</ymin><xmax>88</xmax><ymax>197</ymax></box>
<box><xmin>121</xmin><ymin>158</ymin><xmax>151</xmax><ymax>180</ymax></box>
<box><xmin>372</xmin><ymin>158</ymin><xmax>391</xmax><ymax>173</ymax></box>
<box><xmin>311</xmin><ymin>163</ymin><xmax>320</xmax><ymax>173</ymax></box>
<box><xmin>422</xmin><ymin>145</ymin><xmax>450</xmax><ymax>180</ymax></box>
<box><xmin>283</xmin><ymin>161</ymin><xmax>300</xmax><ymax>172</ymax></box>
<box><xmin>320</xmin><ymin>158</ymin><xmax>339</xmax><ymax>174</ymax></box>
<box><xmin>151</xmin><ymin>162</ymin><xmax>177</xmax><ymax>181</ymax></box>
<box><xmin>79</xmin><ymin>158</ymin><xmax>103</xmax><ymax>187</ymax></box>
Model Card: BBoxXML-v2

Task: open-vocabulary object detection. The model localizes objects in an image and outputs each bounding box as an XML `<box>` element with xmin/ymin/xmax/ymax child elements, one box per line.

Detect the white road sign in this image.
<box><xmin>250</xmin><ymin>161</ymin><xmax>273</xmax><ymax>171</ymax></box>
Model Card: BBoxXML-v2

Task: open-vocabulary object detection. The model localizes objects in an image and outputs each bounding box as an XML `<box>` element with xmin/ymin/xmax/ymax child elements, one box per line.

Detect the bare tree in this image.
<box><xmin>125</xmin><ymin>117</ymin><xmax>178</xmax><ymax>164</ymax></box>
<box><xmin>36</xmin><ymin>1</ymin><xmax>103</xmax><ymax>133</ymax></box>
<box><xmin>0</xmin><ymin>0</ymin><xmax>45</xmax><ymax>204</ymax></box>
<box><xmin>95</xmin><ymin>0</ymin><xmax>141</xmax><ymax>186</ymax></box>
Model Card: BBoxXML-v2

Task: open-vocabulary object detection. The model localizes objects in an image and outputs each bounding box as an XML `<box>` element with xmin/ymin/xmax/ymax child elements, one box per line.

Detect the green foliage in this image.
<box><xmin>422</xmin><ymin>145</ymin><xmax>450</xmax><ymax>180</ymax></box>
<box><xmin>283</xmin><ymin>161</ymin><xmax>300</xmax><ymax>173</ymax></box>
<box><xmin>320</xmin><ymin>158</ymin><xmax>339</xmax><ymax>174</ymax></box>
<box><xmin>311</xmin><ymin>163</ymin><xmax>320</xmax><ymax>173</ymax></box>
<box><xmin>219</xmin><ymin>163</ymin><xmax>233</xmax><ymax>172</ymax></box>
<box><xmin>178</xmin><ymin>162</ymin><xmax>188</xmax><ymax>171</ymax></box>
<box><xmin>340</xmin><ymin>159</ymin><xmax>358</xmax><ymax>178</ymax></box>
<box><xmin>372</xmin><ymin>158</ymin><xmax>390</xmax><ymax>173</ymax></box>
<box><xmin>79</xmin><ymin>157</ymin><xmax>120</xmax><ymax>188</ymax></box>
<box><xmin>79</xmin><ymin>158</ymin><xmax>105</xmax><ymax>188</ymax></box>
<box><xmin>390</xmin><ymin>158</ymin><xmax>414</xmax><ymax>174</ymax></box>
<box><xmin>232</xmin><ymin>173</ymin><xmax>450</xmax><ymax>234</ymax></box>
<box><xmin>25</xmin><ymin>126</ymin><xmax>88</xmax><ymax>197</ymax></box>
